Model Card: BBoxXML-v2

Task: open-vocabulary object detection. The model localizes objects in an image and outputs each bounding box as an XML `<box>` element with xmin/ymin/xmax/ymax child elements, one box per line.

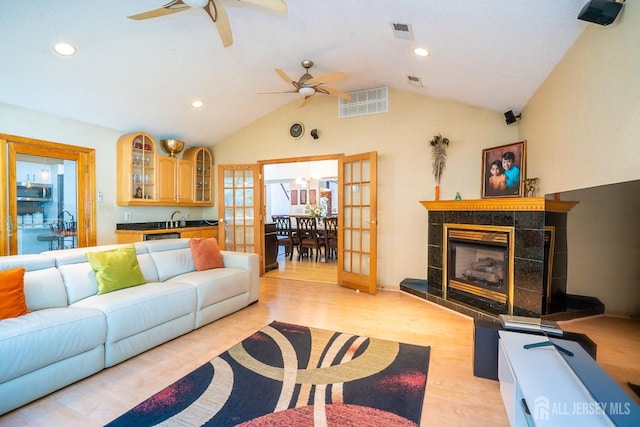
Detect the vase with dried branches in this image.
<box><xmin>430</xmin><ymin>133</ymin><xmax>449</xmax><ymax>200</ymax></box>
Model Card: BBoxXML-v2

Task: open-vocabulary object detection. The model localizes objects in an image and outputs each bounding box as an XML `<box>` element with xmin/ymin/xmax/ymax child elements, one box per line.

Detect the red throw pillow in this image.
<box><xmin>0</xmin><ymin>267</ymin><xmax>28</xmax><ymax>320</ymax></box>
<box><xmin>189</xmin><ymin>238</ymin><xmax>224</xmax><ymax>271</ymax></box>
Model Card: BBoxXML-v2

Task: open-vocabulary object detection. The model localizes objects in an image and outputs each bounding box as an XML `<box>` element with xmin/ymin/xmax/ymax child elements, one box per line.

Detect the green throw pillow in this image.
<box><xmin>86</xmin><ymin>245</ymin><xmax>146</xmax><ymax>295</ymax></box>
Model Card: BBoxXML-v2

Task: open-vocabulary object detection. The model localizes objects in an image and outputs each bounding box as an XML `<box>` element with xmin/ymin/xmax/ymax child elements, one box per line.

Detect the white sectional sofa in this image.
<box><xmin>0</xmin><ymin>238</ymin><xmax>259</xmax><ymax>415</ymax></box>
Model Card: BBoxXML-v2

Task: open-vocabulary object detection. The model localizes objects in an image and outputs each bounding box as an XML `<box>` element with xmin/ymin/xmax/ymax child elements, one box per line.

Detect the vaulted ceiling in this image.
<box><xmin>0</xmin><ymin>1</ymin><xmax>591</xmax><ymax>145</ymax></box>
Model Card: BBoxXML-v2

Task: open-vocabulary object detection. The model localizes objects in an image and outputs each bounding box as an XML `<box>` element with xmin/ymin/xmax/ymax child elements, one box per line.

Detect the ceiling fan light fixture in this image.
<box><xmin>53</xmin><ymin>42</ymin><xmax>77</xmax><ymax>56</ymax></box>
<box><xmin>299</xmin><ymin>87</ymin><xmax>315</xmax><ymax>96</ymax></box>
<box><xmin>183</xmin><ymin>0</ymin><xmax>209</xmax><ymax>7</ymax></box>
<box><xmin>413</xmin><ymin>47</ymin><xmax>430</xmax><ymax>57</ymax></box>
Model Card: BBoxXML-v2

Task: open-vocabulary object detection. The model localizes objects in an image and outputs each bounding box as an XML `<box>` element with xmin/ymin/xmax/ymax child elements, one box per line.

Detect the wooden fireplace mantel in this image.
<box><xmin>420</xmin><ymin>197</ymin><xmax>578</xmax><ymax>213</ymax></box>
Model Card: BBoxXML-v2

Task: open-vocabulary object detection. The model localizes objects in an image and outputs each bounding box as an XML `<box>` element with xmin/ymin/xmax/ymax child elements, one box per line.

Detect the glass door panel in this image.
<box><xmin>218</xmin><ymin>165</ymin><xmax>260</xmax><ymax>255</ymax></box>
<box><xmin>338</xmin><ymin>152</ymin><xmax>377</xmax><ymax>294</ymax></box>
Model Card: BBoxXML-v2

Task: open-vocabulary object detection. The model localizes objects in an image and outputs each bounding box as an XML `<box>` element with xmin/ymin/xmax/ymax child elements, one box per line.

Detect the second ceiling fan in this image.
<box><xmin>128</xmin><ymin>0</ymin><xmax>287</xmax><ymax>48</ymax></box>
<box><xmin>261</xmin><ymin>60</ymin><xmax>352</xmax><ymax>107</ymax></box>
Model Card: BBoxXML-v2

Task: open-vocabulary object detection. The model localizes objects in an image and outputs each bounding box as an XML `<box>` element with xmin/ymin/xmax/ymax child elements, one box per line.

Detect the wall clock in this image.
<box><xmin>289</xmin><ymin>122</ymin><xmax>304</xmax><ymax>139</ymax></box>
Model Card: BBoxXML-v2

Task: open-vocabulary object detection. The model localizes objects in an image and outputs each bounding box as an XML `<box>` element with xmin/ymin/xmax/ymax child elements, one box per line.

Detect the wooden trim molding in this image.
<box><xmin>420</xmin><ymin>197</ymin><xmax>578</xmax><ymax>213</ymax></box>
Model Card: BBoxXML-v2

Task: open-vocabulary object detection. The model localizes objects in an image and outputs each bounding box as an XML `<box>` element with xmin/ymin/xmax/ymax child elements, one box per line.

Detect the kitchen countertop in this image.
<box><xmin>115</xmin><ymin>219</ymin><xmax>218</xmax><ymax>231</ymax></box>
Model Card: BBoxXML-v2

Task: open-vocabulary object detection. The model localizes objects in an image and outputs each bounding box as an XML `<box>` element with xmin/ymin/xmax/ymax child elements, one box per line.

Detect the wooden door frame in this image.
<box><xmin>1</xmin><ymin>133</ymin><xmax>96</xmax><ymax>256</ymax></box>
<box><xmin>258</xmin><ymin>153</ymin><xmax>343</xmax><ymax>275</ymax></box>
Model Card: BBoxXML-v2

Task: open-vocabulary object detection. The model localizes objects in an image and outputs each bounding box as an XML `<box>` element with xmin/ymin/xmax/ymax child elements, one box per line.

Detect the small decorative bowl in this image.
<box><xmin>160</xmin><ymin>139</ymin><xmax>185</xmax><ymax>157</ymax></box>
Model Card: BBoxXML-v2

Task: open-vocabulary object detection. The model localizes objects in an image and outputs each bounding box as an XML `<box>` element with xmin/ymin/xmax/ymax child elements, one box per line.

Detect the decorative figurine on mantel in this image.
<box><xmin>525</xmin><ymin>178</ymin><xmax>539</xmax><ymax>197</ymax></box>
<box><xmin>430</xmin><ymin>133</ymin><xmax>450</xmax><ymax>201</ymax></box>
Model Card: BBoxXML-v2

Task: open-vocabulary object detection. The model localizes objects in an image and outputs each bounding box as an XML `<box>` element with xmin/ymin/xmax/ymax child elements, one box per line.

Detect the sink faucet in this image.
<box><xmin>169</xmin><ymin>210</ymin><xmax>184</xmax><ymax>228</ymax></box>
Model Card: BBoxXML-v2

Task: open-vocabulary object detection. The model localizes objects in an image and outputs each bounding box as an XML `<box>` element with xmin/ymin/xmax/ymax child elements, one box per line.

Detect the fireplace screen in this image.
<box><xmin>446</xmin><ymin>227</ymin><xmax>511</xmax><ymax>306</ymax></box>
<box><xmin>451</xmin><ymin>243</ymin><xmax>506</xmax><ymax>293</ymax></box>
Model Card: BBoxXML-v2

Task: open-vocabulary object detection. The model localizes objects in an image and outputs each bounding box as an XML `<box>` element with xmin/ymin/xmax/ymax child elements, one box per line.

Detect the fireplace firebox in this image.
<box><xmin>445</xmin><ymin>225</ymin><xmax>514</xmax><ymax>314</ymax></box>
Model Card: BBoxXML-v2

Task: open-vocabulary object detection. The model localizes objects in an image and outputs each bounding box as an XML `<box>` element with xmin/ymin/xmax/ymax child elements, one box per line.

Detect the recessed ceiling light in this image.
<box><xmin>191</xmin><ymin>99</ymin><xmax>204</xmax><ymax>109</ymax></box>
<box><xmin>53</xmin><ymin>42</ymin><xmax>77</xmax><ymax>56</ymax></box>
<box><xmin>413</xmin><ymin>47</ymin><xmax>430</xmax><ymax>57</ymax></box>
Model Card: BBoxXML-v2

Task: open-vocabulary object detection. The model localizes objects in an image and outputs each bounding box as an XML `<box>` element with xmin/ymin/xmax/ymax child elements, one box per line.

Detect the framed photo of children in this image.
<box><xmin>481</xmin><ymin>141</ymin><xmax>526</xmax><ymax>199</ymax></box>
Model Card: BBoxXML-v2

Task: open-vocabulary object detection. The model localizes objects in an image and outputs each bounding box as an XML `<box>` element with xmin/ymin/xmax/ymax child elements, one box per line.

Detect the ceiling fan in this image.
<box><xmin>261</xmin><ymin>60</ymin><xmax>351</xmax><ymax>107</ymax></box>
<box><xmin>127</xmin><ymin>0</ymin><xmax>287</xmax><ymax>48</ymax></box>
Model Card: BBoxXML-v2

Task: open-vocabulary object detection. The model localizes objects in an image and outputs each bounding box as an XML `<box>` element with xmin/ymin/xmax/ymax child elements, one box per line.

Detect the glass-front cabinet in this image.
<box><xmin>183</xmin><ymin>147</ymin><xmax>214</xmax><ymax>205</ymax></box>
<box><xmin>116</xmin><ymin>132</ymin><xmax>213</xmax><ymax>206</ymax></box>
<box><xmin>117</xmin><ymin>132</ymin><xmax>157</xmax><ymax>205</ymax></box>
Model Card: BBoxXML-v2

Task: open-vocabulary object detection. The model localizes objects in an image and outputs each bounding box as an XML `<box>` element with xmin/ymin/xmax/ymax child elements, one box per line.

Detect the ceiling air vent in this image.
<box><xmin>391</xmin><ymin>22</ymin><xmax>414</xmax><ymax>40</ymax></box>
<box><xmin>407</xmin><ymin>75</ymin><xmax>423</xmax><ymax>88</ymax></box>
<box><xmin>339</xmin><ymin>87</ymin><xmax>388</xmax><ymax>119</ymax></box>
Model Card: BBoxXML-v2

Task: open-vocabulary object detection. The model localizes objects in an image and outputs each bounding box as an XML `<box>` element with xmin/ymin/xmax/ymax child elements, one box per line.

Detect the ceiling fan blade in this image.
<box><xmin>234</xmin><ymin>0</ymin><xmax>287</xmax><ymax>14</ymax></box>
<box><xmin>299</xmin><ymin>94</ymin><xmax>314</xmax><ymax>108</ymax></box>
<box><xmin>127</xmin><ymin>0</ymin><xmax>189</xmax><ymax>20</ymax></box>
<box><xmin>275</xmin><ymin>69</ymin><xmax>297</xmax><ymax>88</ymax></box>
<box><xmin>306</xmin><ymin>72</ymin><xmax>349</xmax><ymax>85</ymax></box>
<box><xmin>205</xmin><ymin>0</ymin><xmax>233</xmax><ymax>47</ymax></box>
<box><xmin>317</xmin><ymin>86</ymin><xmax>351</xmax><ymax>100</ymax></box>
<box><xmin>258</xmin><ymin>89</ymin><xmax>299</xmax><ymax>94</ymax></box>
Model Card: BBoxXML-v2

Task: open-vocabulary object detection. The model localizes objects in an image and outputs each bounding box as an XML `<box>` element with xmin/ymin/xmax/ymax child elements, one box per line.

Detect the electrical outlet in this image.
<box><xmin>124</xmin><ymin>211</ymin><xmax>132</xmax><ymax>221</ymax></box>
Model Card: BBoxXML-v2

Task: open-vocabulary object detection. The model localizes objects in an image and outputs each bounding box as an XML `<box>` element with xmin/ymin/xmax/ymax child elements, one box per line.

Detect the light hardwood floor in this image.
<box><xmin>2</xmin><ymin>275</ymin><xmax>638</xmax><ymax>426</ymax></box>
<box><xmin>263</xmin><ymin>250</ymin><xmax>338</xmax><ymax>283</ymax></box>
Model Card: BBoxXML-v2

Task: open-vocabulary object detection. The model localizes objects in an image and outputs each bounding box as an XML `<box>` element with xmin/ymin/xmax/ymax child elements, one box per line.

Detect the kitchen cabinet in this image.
<box><xmin>183</xmin><ymin>147</ymin><xmax>213</xmax><ymax>205</ymax></box>
<box><xmin>179</xmin><ymin>228</ymin><xmax>218</xmax><ymax>239</ymax></box>
<box><xmin>156</xmin><ymin>156</ymin><xmax>194</xmax><ymax>204</ymax></box>
<box><xmin>116</xmin><ymin>131</ymin><xmax>214</xmax><ymax>207</ymax></box>
<box><xmin>115</xmin><ymin>226</ymin><xmax>218</xmax><ymax>244</ymax></box>
<box><xmin>116</xmin><ymin>132</ymin><xmax>157</xmax><ymax>205</ymax></box>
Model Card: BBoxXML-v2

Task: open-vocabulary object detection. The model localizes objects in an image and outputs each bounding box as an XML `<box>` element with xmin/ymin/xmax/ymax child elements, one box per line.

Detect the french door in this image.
<box><xmin>217</xmin><ymin>164</ymin><xmax>261</xmax><ymax>259</ymax></box>
<box><xmin>221</xmin><ymin>151</ymin><xmax>378</xmax><ymax>293</ymax></box>
<box><xmin>338</xmin><ymin>152</ymin><xmax>378</xmax><ymax>294</ymax></box>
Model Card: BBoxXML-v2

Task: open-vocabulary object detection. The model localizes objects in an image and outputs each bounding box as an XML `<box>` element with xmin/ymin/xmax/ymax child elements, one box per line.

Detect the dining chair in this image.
<box><xmin>296</xmin><ymin>216</ymin><xmax>323</xmax><ymax>261</ymax></box>
<box><xmin>272</xmin><ymin>215</ymin><xmax>297</xmax><ymax>261</ymax></box>
<box><xmin>323</xmin><ymin>216</ymin><xmax>338</xmax><ymax>262</ymax></box>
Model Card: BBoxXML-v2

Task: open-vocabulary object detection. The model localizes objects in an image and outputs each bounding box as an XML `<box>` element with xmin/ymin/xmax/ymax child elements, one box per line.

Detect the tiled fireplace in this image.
<box><xmin>406</xmin><ymin>198</ymin><xmax>584</xmax><ymax>320</ymax></box>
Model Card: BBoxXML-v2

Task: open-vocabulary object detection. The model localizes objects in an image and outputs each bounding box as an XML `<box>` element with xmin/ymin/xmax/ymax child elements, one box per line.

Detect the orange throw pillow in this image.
<box><xmin>0</xmin><ymin>267</ymin><xmax>28</xmax><ymax>320</ymax></box>
<box><xmin>189</xmin><ymin>238</ymin><xmax>224</xmax><ymax>271</ymax></box>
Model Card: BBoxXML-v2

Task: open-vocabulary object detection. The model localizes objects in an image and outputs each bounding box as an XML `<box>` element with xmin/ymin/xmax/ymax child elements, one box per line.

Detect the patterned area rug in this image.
<box><xmin>106</xmin><ymin>321</ymin><xmax>431</xmax><ymax>426</ymax></box>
